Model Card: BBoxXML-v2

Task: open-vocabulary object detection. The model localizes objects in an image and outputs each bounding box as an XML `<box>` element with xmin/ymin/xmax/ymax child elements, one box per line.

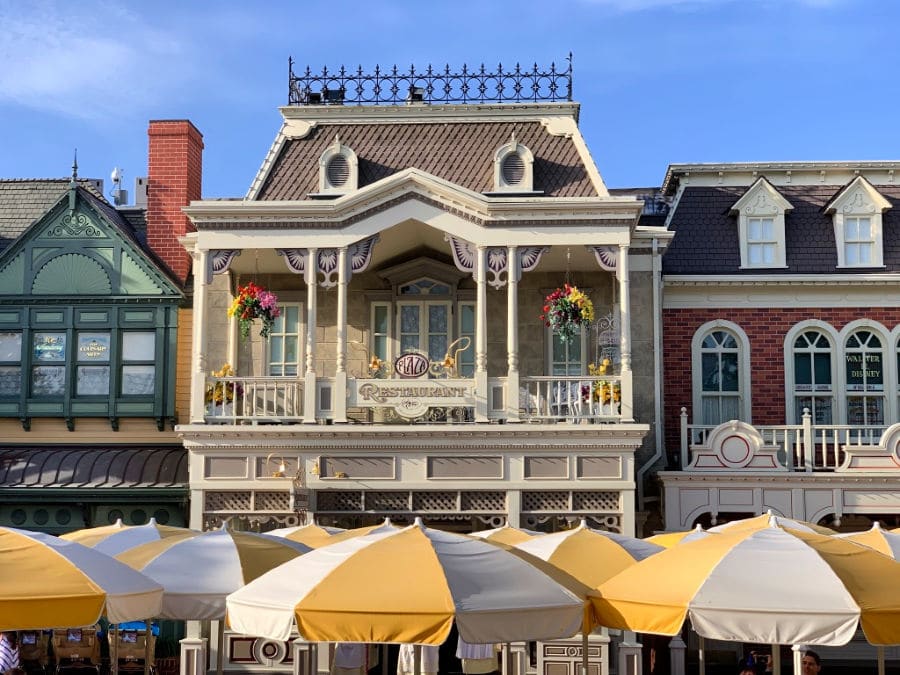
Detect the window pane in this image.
<box><xmin>0</xmin><ymin>367</ymin><xmax>21</xmax><ymax>396</ymax></box>
<box><xmin>374</xmin><ymin>306</ymin><xmax>388</xmax><ymax>334</ymax></box>
<box><xmin>286</xmin><ymin>305</ymin><xmax>299</xmax><ymax>327</ymax></box>
<box><xmin>374</xmin><ymin>335</ymin><xmax>388</xmax><ymax>362</ymax></box>
<box><xmin>814</xmin><ymin>353</ymin><xmax>832</xmax><ymax>387</ymax></box>
<box><xmin>400</xmin><ymin>335</ymin><xmax>419</xmax><ymax>353</ymax></box>
<box><xmin>866</xmin><ymin>352</ymin><xmax>884</xmax><ymax>387</ymax></box>
<box><xmin>77</xmin><ymin>366</ymin><xmax>109</xmax><ymax>395</ymax></box>
<box><xmin>749</xmin><ymin>245</ymin><xmax>762</xmax><ymax>265</ymax></box>
<box><xmin>33</xmin><ymin>333</ymin><xmax>66</xmax><ymax>362</ymax></box>
<box><xmin>122</xmin><ymin>365</ymin><xmax>155</xmax><ymax>395</ymax></box>
<box><xmin>794</xmin><ymin>353</ymin><xmax>812</xmax><ymax>386</ymax></box>
<box><xmin>761</xmin><ymin>218</ymin><xmax>774</xmax><ymax>238</ymax></box>
<box><xmin>32</xmin><ymin>366</ymin><xmax>65</xmax><ymax>395</ymax></box>
<box><xmin>270</xmin><ymin>337</ymin><xmax>284</xmax><ymax>363</ymax></box>
<box><xmin>284</xmin><ymin>336</ymin><xmax>298</xmax><ymax>365</ymax></box>
<box><xmin>748</xmin><ymin>219</ymin><xmax>761</xmax><ymax>240</ymax></box>
<box><xmin>428</xmin><ymin>305</ymin><xmax>447</xmax><ymax>334</ymax></box>
<box><xmin>460</xmin><ymin>305</ymin><xmax>475</xmax><ymax>333</ymax></box>
<box><xmin>701</xmin><ymin>353</ymin><xmax>720</xmax><ymax>392</ymax></box>
<box><xmin>428</xmin><ymin>335</ymin><xmax>446</xmax><ymax>361</ymax></box>
<box><xmin>122</xmin><ymin>332</ymin><xmax>155</xmax><ymax>361</ymax></box>
<box><xmin>78</xmin><ymin>333</ymin><xmax>110</xmax><ymax>362</ymax></box>
<box><xmin>0</xmin><ymin>333</ymin><xmax>21</xmax><ymax>362</ymax></box>
<box><xmin>720</xmin><ymin>353</ymin><xmax>739</xmax><ymax>391</ymax></box>
<box><xmin>400</xmin><ymin>306</ymin><xmax>419</xmax><ymax>334</ymax></box>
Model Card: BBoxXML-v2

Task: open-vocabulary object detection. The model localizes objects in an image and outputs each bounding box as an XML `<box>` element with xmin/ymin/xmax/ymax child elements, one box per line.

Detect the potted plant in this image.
<box><xmin>205</xmin><ymin>364</ymin><xmax>241</xmax><ymax>417</ymax></box>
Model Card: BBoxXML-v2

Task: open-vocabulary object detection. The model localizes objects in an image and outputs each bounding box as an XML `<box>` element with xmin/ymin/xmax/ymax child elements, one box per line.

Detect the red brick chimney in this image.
<box><xmin>146</xmin><ymin>120</ymin><xmax>203</xmax><ymax>284</ymax></box>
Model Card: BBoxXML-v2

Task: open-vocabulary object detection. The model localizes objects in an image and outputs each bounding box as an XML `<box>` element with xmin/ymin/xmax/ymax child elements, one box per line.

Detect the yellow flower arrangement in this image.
<box><xmin>205</xmin><ymin>363</ymin><xmax>240</xmax><ymax>405</ymax></box>
<box><xmin>587</xmin><ymin>359</ymin><xmax>620</xmax><ymax>407</ymax></box>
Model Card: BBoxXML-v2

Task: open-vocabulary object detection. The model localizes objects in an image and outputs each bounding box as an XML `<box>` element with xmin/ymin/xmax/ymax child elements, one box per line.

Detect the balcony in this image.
<box><xmin>203</xmin><ymin>374</ymin><xmax>626</xmax><ymax>425</ymax></box>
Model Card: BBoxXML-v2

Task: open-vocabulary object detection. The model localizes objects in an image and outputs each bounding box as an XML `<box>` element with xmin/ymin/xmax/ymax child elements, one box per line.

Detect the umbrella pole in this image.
<box><xmin>144</xmin><ymin>619</ymin><xmax>152</xmax><ymax>675</ymax></box>
<box><xmin>770</xmin><ymin>644</ymin><xmax>781</xmax><ymax>675</ymax></box>
<box><xmin>112</xmin><ymin>623</ymin><xmax>119</xmax><ymax>675</ymax></box>
<box><xmin>878</xmin><ymin>646</ymin><xmax>885</xmax><ymax>675</ymax></box>
<box><xmin>216</xmin><ymin>620</ymin><xmax>225</xmax><ymax>675</ymax></box>
<box><xmin>381</xmin><ymin>644</ymin><xmax>388</xmax><ymax>675</ymax></box>
<box><xmin>581</xmin><ymin>632</ymin><xmax>588</xmax><ymax>675</ymax></box>
<box><xmin>697</xmin><ymin>635</ymin><xmax>705</xmax><ymax>675</ymax></box>
<box><xmin>414</xmin><ymin>644</ymin><xmax>421</xmax><ymax>675</ymax></box>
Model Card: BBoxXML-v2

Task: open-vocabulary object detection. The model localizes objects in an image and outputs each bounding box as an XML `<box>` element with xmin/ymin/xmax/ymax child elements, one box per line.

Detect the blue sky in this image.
<box><xmin>0</xmin><ymin>0</ymin><xmax>895</xmax><ymax>199</ymax></box>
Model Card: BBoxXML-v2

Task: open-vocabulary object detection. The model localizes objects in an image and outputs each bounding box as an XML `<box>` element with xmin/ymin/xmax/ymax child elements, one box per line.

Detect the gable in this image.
<box><xmin>0</xmin><ymin>186</ymin><xmax>181</xmax><ymax>299</ymax></box>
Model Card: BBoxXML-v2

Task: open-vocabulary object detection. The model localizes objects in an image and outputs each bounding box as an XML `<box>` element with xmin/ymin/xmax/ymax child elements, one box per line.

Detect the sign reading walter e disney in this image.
<box><xmin>351</xmin><ymin>352</ymin><xmax>475</xmax><ymax>418</ymax></box>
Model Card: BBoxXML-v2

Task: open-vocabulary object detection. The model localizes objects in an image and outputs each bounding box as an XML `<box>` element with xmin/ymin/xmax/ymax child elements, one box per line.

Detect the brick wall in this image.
<box><xmin>662</xmin><ymin>307</ymin><xmax>900</xmax><ymax>457</ymax></box>
<box><xmin>147</xmin><ymin>120</ymin><xmax>203</xmax><ymax>283</ymax></box>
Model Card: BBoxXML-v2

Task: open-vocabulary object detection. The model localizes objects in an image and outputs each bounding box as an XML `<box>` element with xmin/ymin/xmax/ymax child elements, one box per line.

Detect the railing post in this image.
<box><xmin>508</xmin><ymin>642</ymin><xmax>527</xmax><ymax>675</ymax></box>
<box><xmin>179</xmin><ymin>638</ymin><xmax>206</xmax><ymax>675</ymax></box>
<box><xmin>802</xmin><ymin>408</ymin><xmax>813</xmax><ymax>472</ymax></box>
<box><xmin>680</xmin><ymin>407</ymin><xmax>689</xmax><ymax>469</ymax></box>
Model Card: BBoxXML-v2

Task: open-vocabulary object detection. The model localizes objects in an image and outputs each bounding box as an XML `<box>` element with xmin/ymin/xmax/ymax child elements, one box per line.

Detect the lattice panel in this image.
<box><xmin>254</xmin><ymin>491</ymin><xmax>292</xmax><ymax>512</ymax></box>
<box><xmin>461</xmin><ymin>491</ymin><xmax>506</xmax><ymax>512</ymax></box>
<box><xmin>365</xmin><ymin>491</ymin><xmax>410</xmax><ymax>511</ymax></box>
<box><xmin>572</xmin><ymin>491</ymin><xmax>620</xmax><ymax>512</ymax></box>
<box><xmin>205</xmin><ymin>491</ymin><xmax>252</xmax><ymax>512</ymax></box>
<box><xmin>412</xmin><ymin>492</ymin><xmax>457</xmax><ymax>512</ymax></box>
<box><xmin>522</xmin><ymin>491</ymin><xmax>569</xmax><ymax>512</ymax></box>
<box><xmin>316</xmin><ymin>491</ymin><xmax>363</xmax><ymax>511</ymax></box>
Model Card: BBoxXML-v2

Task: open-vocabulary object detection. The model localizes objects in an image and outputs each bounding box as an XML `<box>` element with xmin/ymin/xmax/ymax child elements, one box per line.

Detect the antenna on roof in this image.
<box><xmin>110</xmin><ymin>166</ymin><xmax>128</xmax><ymax>206</ymax></box>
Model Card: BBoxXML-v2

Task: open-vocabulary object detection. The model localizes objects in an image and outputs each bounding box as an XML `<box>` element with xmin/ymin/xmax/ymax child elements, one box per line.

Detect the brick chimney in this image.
<box><xmin>146</xmin><ymin>120</ymin><xmax>203</xmax><ymax>284</ymax></box>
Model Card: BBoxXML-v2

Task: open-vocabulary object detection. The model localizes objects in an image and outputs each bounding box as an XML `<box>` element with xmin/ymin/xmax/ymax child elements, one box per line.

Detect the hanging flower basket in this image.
<box><xmin>540</xmin><ymin>283</ymin><xmax>595</xmax><ymax>342</ymax></box>
<box><xmin>228</xmin><ymin>282</ymin><xmax>281</xmax><ymax>339</ymax></box>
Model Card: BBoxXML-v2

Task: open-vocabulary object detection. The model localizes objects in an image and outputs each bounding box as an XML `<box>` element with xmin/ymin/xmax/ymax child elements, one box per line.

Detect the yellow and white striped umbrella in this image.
<box><xmin>267</xmin><ymin>523</ymin><xmax>345</xmax><ymax>548</ymax></box>
<box><xmin>117</xmin><ymin>528</ymin><xmax>311</xmax><ymax>620</ymax></box>
<box><xmin>513</xmin><ymin>521</ymin><xmax>663</xmax><ymax>589</ymax></box>
<box><xmin>61</xmin><ymin>518</ymin><xmax>196</xmax><ymax>556</ymax></box>
<box><xmin>709</xmin><ymin>511</ymin><xmax>835</xmax><ymax>535</ymax></box>
<box><xmin>469</xmin><ymin>525</ymin><xmax>539</xmax><ymax>545</ymax></box>
<box><xmin>324</xmin><ymin>517</ymin><xmax>400</xmax><ymax>544</ymax></box>
<box><xmin>645</xmin><ymin>524</ymin><xmax>715</xmax><ymax>548</ymax></box>
<box><xmin>836</xmin><ymin>522</ymin><xmax>900</xmax><ymax>557</ymax></box>
<box><xmin>226</xmin><ymin>519</ymin><xmax>584</xmax><ymax>645</ymax></box>
<box><xmin>591</xmin><ymin>520</ymin><xmax>900</xmax><ymax>646</ymax></box>
<box><xmin>0</xmin><ymin>526</ymin><xmax>163</xmax><ymax>630</ymax></box>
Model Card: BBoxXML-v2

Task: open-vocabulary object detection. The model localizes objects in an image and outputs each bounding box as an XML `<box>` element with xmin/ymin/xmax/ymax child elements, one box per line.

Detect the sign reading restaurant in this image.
<box><xmin>349</xmin><ymin>352</ymin><xmax>475</xmax><ymax>418</ymax></box>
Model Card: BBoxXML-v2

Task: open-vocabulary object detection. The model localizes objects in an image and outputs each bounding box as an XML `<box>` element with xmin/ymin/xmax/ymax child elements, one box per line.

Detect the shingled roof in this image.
<box><xmin>256</xmin><ymin>121</ymin><xmax>597</xmax><ymax>200</ymax></box>
<box><xmin>663</xmin><ymin>184</ymin><xmax>900</xmax><ymax>275</ymax></box>
<box><xmin>0</xmin><ymin>179</ymin><xmax>106</xmax><ymax>252</ymax></box>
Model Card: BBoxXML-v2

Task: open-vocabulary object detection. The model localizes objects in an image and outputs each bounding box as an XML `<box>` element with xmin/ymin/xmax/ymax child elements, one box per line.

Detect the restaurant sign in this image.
<box><xmin>351</xmin><ymin>378</ymin><xmax>476</xmax><ymax>419</ymax></box>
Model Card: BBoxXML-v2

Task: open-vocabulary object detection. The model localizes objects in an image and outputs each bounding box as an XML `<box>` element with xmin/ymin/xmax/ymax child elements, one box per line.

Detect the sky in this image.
<box><xmin>0</xmin><ymin>0</ymin><xmax>897</xmax><ymax>200</ymax></box>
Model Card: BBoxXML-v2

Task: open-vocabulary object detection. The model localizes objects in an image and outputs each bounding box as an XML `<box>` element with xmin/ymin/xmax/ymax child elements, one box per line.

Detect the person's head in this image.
<box><xmin>739</xmin><ymin>669</ymin><xmax>756</xmax><ymax>675</ymax></box>
<box><xmin>801</xmin><ymin>650</ymin><xmax>821</xmax><ymax>674</ymax></box>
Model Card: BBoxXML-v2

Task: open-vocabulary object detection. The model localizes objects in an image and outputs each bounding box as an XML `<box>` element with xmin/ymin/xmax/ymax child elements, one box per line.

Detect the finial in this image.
<box><xmin>68</xmin><ymin>150</ymin><xmax>78</xmax><ymax>214</ymax></box>
<box><xmin>413</xmin><ymin>516</ymin><xmax>425</xmax><ymax>529</ymax></box>
<box><xmin>71</xmin><ymin>149</ymin><xmax>78</xmax><ymax>183</ymax></box>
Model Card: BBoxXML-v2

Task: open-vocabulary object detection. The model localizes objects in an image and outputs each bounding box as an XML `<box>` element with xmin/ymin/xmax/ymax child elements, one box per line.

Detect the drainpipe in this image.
<box><xmin>636</xmin><ymin>237</ymin><xmax>664</xmax><ymax>511</ymax></box>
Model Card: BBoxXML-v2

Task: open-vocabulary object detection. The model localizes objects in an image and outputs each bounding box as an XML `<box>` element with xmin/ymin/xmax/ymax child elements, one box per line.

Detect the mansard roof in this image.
<box><xmin>255</xmin><ymin>120</ymin><xmax>599</xmax><ymax>200</ymax></box>
<box><xmin>663</xmin><ymin>184</ymin><xmax>900</xmax><ymax>275</ymax></box>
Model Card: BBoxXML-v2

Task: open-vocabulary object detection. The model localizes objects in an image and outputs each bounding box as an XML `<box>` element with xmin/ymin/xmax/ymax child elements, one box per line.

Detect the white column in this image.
<box><xmin>303</xmin><ymin>248</ymin><xmax>318</xmax><ymax>424</ymax></box>
<box><xmin>617</xmin><ymin>244</ymin><xmax>634</xmax><ymax>422</ymax></box>
<box><xmin>179</xmin><ymin>638</ymin><xmax>207</xmax><ymax>675</ymax></box>
<box><xmin>333</xmin><ymin>247</ymin><xmax>348</xmax><ymax>423</ymax></box>
<box><xmin>475</xmin><ymin>246</ymin><xmax>489</xmax><ymax>421</ymax></box>
<box><xmin>190</xmin><ymin>249</ymin><xmax>209</xmax><ymax>423</ymax></box>
<box><xmin>506</xmin><ymin>246</ymin><xmax>521</xmax><ymax>421</ymax></box>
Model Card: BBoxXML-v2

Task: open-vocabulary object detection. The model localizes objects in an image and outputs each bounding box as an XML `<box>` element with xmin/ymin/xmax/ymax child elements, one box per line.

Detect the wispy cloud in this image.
<box><xmin>0</xmin><ymin>1</ymin><xmax>190</xmax><ymax>121</ymax></box>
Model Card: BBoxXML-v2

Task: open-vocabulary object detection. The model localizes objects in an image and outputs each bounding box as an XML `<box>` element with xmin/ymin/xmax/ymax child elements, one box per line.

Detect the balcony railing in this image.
<box><xmin>680</xmin><ymin>407</ymin><xmax>887</xmax><ymax>472</ymax></box>
<box><xmin>203</xmin><ymin>374</ymin><xmax>626</xmax><ymax>425</ymax></box>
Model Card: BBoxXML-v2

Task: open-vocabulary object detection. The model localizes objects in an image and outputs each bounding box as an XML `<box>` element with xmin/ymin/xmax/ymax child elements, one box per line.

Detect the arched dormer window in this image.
<box><xmin>318</xmin><ymin>136</ymin><xmax>358</xmax><ymax>195</ymax></box>
<box><xmin>492</xmin><ymin>133</ymin><xmax>535</xmax><ymax>194</ymax></box>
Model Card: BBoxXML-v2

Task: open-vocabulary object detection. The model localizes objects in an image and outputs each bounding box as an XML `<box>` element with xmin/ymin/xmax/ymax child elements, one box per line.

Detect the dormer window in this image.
<box><xmin>826</xmin><ymin>176</ymin><xmax>891</xmax><ymax>268</ymax></box>
<box><xmin>318</xmin><ymin>136</ymin><xmax>358</xmax><ymax>195</ymax></box>
<box><xmin>730</xmin><ymin>177</ymin><xmax>792</xmax><ymax>269</ymax></box>
<box><xmin>492</xmin><ymin>133</ymin><xmax>535</xmax><ymax>193</ymax></box>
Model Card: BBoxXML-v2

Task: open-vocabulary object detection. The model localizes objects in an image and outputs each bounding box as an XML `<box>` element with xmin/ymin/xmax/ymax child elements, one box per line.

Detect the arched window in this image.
<box><xmin>693</xmin><ymin>325</ymin><xmax>747</xmax><ymax>426</ymax></box>
<box><xmin>791</xmin><ymin>330</ymin><xmax>833</xmax><ymax>424</ymax></box>
<box><xmin>844</xmin><ymin>330</ymin><xmax>884</xmax><ymax>426</ymax></box>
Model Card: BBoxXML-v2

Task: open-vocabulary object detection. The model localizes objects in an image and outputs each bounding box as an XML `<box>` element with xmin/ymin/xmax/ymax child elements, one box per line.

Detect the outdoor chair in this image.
<box><xmin>51</xmin><ymin>627</ymin><xmax>100</xmax><ymax>675</ymax></box>
<box><xmin>109</xmin><ymin>629</ymin><xmax>156</xmax><ymax>675</ymax></box>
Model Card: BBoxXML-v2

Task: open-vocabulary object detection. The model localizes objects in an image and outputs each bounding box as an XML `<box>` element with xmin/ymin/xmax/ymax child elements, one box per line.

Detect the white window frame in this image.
<box><xmin>691</xmin><ymin>320</ymin><xmax>752</xmax><ymax>425</ymax></box>
<box><xmin>840</xmin><ymin>324</ymin><xmax>887</xmax><ymax>427</ymax></box>
<box><xmin>266</xmin><ymin>302</ymin><xmax>304</xmax><ymax>377</ymax></box>
<box><xmin>396</xmin><ymin>300</ymin><xmax>453</xmax><ymax>364</ymax></box>
<box><xmin>827</xmin><ymin>176</ymin><xmax>890</xmax><ymax>269</ymax></box>
<box><xmin>731</xmin><ymin>177</ymin><xmax>792</xmax><ymax>269</ymax></box>
<box><xmin>370</xmin><ymin>302</ymin><xmax>392</xmax><ymax>367</ymax></box>
<box><xmin>783</xmin><ymin>321</ymin><xmax>838</xmax><ymax>425</ymax></box>
<box><xmin>546</xmin><ymin>327</ymin><xmax>588</xmax><ymax>376</ymax></box>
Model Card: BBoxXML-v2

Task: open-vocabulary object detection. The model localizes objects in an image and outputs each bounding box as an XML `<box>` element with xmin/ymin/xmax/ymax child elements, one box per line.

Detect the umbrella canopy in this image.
<box><xmin>324</xmin><ymin>517</ymin><xmax>400</xmax><ymax>544</ymax></box>
<box><xmin>645</xmin><ymin>524</ymin><xmax>715</xmax><ymax>548</ymax></box>
<box><xmin>591</xmin><ymin>520</ymin><xmax>900</xmax><ymax>646</ymax></box>
<box><xmin>708</xmin><ymin>511</ymin><xmax>835</xmax><ymax>535</ymax></box>
<box><xmin>61</xmin><ymin>518</ymin><xmax>196</xmax><ymax>556</ymax></box>
<box><xmin>836</xmin><ymin>522</ymin><xmax>900</xmax><ymax>557</ymax></box>
<box><xmin>469</xmin><ymin>525</ymin><xmax>540</xmax><ymax>545</ymax></box>
<box><xmin>0</xmin><ymin>527</ymin><xmax>163</xmax><ymax>630</ymax></box>
<box><xmin>267</xmin><ymin>523</ymin><xmax>345</xmax><ymax>548</ymax></box>
<box><xmin>513</xmin><ymin>521</ymin><xmax>663</xmax><ymax>589</ymax></box>
<box><xmin>226</xmin><ymin>519</ymin><xmax>584</xmax><ymax>645</ymax></box>
<box><xmin>116</xmin><ymin>528</ymin><xmax>311</xmax><ymax>620</ymax></box>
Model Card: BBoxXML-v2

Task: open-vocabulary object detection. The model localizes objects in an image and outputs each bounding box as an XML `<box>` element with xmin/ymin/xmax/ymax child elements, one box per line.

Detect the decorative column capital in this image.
<box><xmin>447</xmin><ymin>235</ymin><xmax>547</xmax><ymax>288</ymax></box>
<box><xmin>276</xmin><ymin>235</ymin><xmax>378</xmax><ymax>287</ymax></box>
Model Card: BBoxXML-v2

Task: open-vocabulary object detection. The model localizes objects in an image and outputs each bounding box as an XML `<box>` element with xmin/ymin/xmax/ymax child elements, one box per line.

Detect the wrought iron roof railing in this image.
<box><xmin>287</xmin><ymin>55</ymin><xmax>573</xmax><ymax>106</ymax></box>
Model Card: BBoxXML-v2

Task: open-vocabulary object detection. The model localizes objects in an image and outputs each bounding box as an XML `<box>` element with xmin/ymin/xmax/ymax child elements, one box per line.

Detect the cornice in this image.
<box><xmin>278</xmin><ymin>102</ymin><xmax>581</xmax><ymax>124</ymax></box>
<box><xmin>657</xmin><ymin>471</ymin><xmax>900</xmax><ymax>486</ymax></box>
<box><xmin>664</xmin><ymin>274</ymin><xmax>900</xmax><ymax>287</ymax></box>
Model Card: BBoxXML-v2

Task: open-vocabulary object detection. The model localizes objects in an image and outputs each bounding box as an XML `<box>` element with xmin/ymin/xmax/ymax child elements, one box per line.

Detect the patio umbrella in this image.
<box><xmin>61</xmin><ymin>518</ymin><xmax>196</xmax><ymax>556</ymax></box>
<box><xmin>225</xmin><ymin>518</ymin><xmax>584</xmax><ymax>645</ymax></box>
<box><xmin>267</xmin><ymin>523</ymin><xmax>345</xmax><ymax>548</ymax></box>
<box><xmin>836</xmin><ymin>522</ymin><xmax>900</xmax><ymax>557</ymax></box>
<box><xmin>591</xmin><ymin>520</ymin><xmax>900</xmax><ymax>647</ymax></box>
<box><xmin>645</xmin><ymin>524</ymin><xmax>715</xmax><ymax>548</ymax></box>
<box><xmin>0</xmin><ymin>526</ymin><xmax>163</xmax><ymax>629</ymax></box>
<box><xmin>469</xmin><ymin>525</ymin><xmax>540</xmax><ymax>545</ymax></box>
<box><xmin>708</xmin><ymin>511</ymin><xmax>835</xmax><ymax>535</ymax></box>
<box><xmin>324</xmin><ymin>517</ymin><xmax>399</xmax><ymax>544</ymax></box>
<box><xmin>116</xmin><ymin>527</ymin><xmax>311</xmax><ymax>620</ymax></box>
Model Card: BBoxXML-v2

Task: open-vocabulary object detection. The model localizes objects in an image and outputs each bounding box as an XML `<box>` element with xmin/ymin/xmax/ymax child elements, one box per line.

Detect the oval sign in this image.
<box><xmin>394</xmin><ymin>352</ymin><xmax>429</xmax><ymax>378</ymax></box>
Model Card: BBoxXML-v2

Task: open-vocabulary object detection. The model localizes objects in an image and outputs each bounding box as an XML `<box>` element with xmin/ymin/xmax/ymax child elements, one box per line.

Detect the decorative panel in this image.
<box><xmin>0</xmin><ymin>253</ymin><xmax>24</xmax><ymax>294</ymax></box>
<box><xmin>120</xmin><ymin>252</ymin><xmax>163</xmax><ymax>295</ymax></box>
<box><xmin>254</xmin><ymin>492</ymin><xmax>292</xmax><ymax>511</ymax></box>
<box><xmin>522</xmin><ymin>491</ymin><xmax>569</xmax><ymax>511</ymax></box>
<box><xmin>204</xmin><ymin>491</ymin><xmax>252</xmax><ymax>512</ymax></box>
<box><xmin>412</xmin><ymin>492</ymin><xmax>457</xmax><ymax>512</ymax></box>
<box><xmin>319</xmin><ymin>456</ymin><xmax>394</xmax><ymax>479</ymax></box>
<box><xmin>33</xmin><ymin>311</ymin><xmax>65</xmax><ymax>323</ymax></box>
<box><xmin>460</xmin><ymin>491</ymin><xmax>506</xmax><ymax>511</ymax></box>
<box><xmin>576</xmin><ymin>457</ymin><xmax>621</xmax><ymax>479</ymax></box>
<box><xmin>316</xmin><ymin>491</ymin><xmax>363</xmax><ymax>511</ymax></box>
<box><xmin>205</xmin><ymin>457</ymin><xmax>249</xmax><ymax>479</ymax></box>
<box><xmin>364</xmin><ymin>491</ymin><xmax>410</xmax><ymax>511</ymax></box>
<box><xmin>0</xmin><ymin>312</ymin><xmax>20</xmax><ymax>324</ymax></box>
<box><xmin>121</xmin><ymin>310</ymin><xmax>155</xmax><ymax>323</ymax></box>
<box><xmin>525</xmin><ymin>457</ymin><xmax>568</xmax><ymax>479</ymax></box>
<box><xmin>427</xmin><ymin>456</ymin><xmax>502</xmax><ymax>479</ymax></box>
<box><xmin>32</xmin><ymin>253</ymin><xmax>111</xmax><ymax>295</ymax></box>
<box><xmin>572</xmin><ymin>491</ymin><xmax>620</xmax><ymax>512</ymax></box>
<box><xmin>77</xmin><ymin>311</ymin><xmax>109</xmax><ymax>323</ymax></box>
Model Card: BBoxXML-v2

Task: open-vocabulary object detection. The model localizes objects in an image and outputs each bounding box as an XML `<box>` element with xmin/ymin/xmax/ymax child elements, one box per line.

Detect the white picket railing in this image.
<box><xmin>205</xmin><ymin>376</ymin><xmax>304</xmax><ymax>423</ymax></box>
<box><xmin>519</xmin><ymin>375</ymin><xmax>623</xmax><ymax>422</ymax></box>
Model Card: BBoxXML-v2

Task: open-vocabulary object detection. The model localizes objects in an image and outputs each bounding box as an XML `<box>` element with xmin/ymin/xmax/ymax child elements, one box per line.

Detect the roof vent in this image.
<box><xmin>326</xmin><ymin>155</ymin><xmax>350</xmax><ymax>188</ymax></box>
<box><xmin>501</xmin><ymin>153</ymin><xmax>525</xmax><ymax>186</ymax></box>
<box><xmin>316</xmin><ymin>135</ymin><xmax>358</xmax><ymax>196</ymax></box>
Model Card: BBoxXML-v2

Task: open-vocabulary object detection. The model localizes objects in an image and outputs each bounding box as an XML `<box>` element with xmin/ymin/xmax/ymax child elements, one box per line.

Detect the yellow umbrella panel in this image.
<box><xmin>61</xmin><ymin>518</ymin><xmax>196</xmax><ymax>556</ymax></box>
<box><xmin>645</xmin><ymin>525</ymin><xmax>715</xmax><ymax>548</ymax></box>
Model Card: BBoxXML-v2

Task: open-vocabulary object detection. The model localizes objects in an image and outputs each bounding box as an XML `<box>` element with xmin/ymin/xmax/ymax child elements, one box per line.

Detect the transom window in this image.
<box><xmin>699</xmin><ymin>330</ymin><xmax>741</xmax><ymax>425</ymax></box>
<box><xmin>399</xmin><ymin>279</ymin><xmax>451</xmax><ymax>296</ymax></box>
<box><xmin>791</xmin><ymin>330</ymin><xmax>833</xmax><ymax>424</ymax></box>
<box><xmin>845</xmin><ymin>330</ymin><xmax>884</xmax><ymax>426</ymax></box>
<box><xmin>747</xmin><ymin>217</ymin><xmax>777</xmax><ymax>266</ymax></box>
<box><xmin>843</xmin><ymin>216</ymin><xmax>874</xmax><ymax>266</ymax></box>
